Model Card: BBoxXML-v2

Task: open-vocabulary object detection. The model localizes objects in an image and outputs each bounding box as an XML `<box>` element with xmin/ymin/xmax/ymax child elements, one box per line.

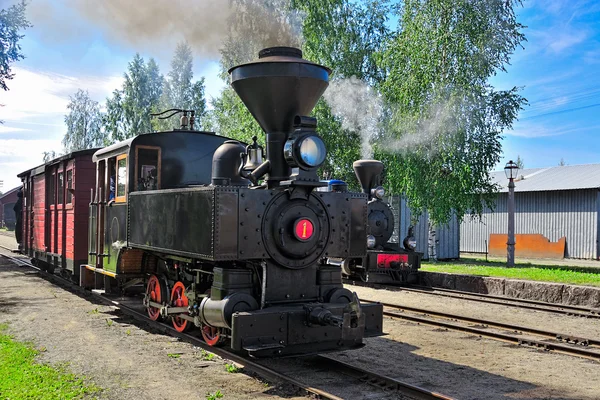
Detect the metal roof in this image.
<box><xmin>0</xmin><ymin>186</ymin><xmax>20</xmax><ymax>201</ymax></box>
<box><xmin>17</xmin><ymin>148</ymin><xmax>100</xmax><ymax>178</ymax></box>
<box><xmin>490</xmin><ymin>164</ymin><xmax>600</xmax><ymax>192</ymax></box>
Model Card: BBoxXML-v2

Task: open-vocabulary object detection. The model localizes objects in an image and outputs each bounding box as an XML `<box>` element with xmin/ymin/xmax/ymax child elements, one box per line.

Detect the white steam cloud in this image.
<box><xmin>324</xmin><ymin>76</ymin><xmax>461</xmax><ymax>158</ymax></box>
<box><xmin>324</xmin><ymin>77</ymin><xmax>383</xmax><ymax>159</ymax></box>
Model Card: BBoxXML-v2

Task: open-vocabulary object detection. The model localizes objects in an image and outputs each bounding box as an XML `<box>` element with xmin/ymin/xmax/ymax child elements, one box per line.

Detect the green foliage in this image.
<box><xmin>0</xmin><ymin>324</ymin><xmax>100</xmax><ymax>398</ymax></box>
<box><xmin>167</xmin><ymin>353</ymin><xmax>181</xmax><ymax>359</ymax></box>
<box><xmin>209</xmin><ymin>87</ymin><xmax>261</xmax><ymax>143</ymax></box>
<box><xmin>376</xmin><ymin>0</ymin><xmax>526</xmax><ymax>224</ymax></box>
<box><xmin>103</xmin><ymin>54</ymin><xmax>163</xmax><ymax>142</ymax></box>
<box><xmin>105</xmin><ymin>318</ymin><xmax>113</xmax><ymax>327</ymax></box>
<box><xmin>422</xmin><ymin>261</ymin><xmax>600</xmax><ymax>287</ymax></box>
<box><xmin>515</xmin><ymin>155</ymin><xmax>524</xmax><ymax>169</ymax></box>
<box><xmin>224</xmin><ymin>363</ymin><xmax>240</xmax><ymax>373</ymax></box>
<box><xmin>153</xmin><ymin>42</ymin><xmax>208</xmax><ymax>131</ymax></box>
<box><xmin>42</xmin><ymin>150</ymin><xmax>57</xmax><ymax>163</ymax></box>
<box><xmin>0</xmin><ymin>0</ymin><xmax>31</xmax><ymax>92</ymax></box>
<box><xmin>63</xmin><ymin>89</ymin><xmax>106</xmax><ymax>151</ymax></box>
<box><xmin>206</xmin><ymin>390</ymin><xmax>224</xmax><ymax>400</ymax></box>
<box><xmin>201</xmin><ymin>349</ymin><xmax>215</xmax><ymax>361</ymax></box>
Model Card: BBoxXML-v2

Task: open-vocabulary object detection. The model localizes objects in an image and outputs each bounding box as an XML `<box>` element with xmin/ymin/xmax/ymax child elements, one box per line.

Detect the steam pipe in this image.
<box><xmin>265</xmin><ymin>133</ymin><xmax>290</xmax><ymax>187</ymax></box>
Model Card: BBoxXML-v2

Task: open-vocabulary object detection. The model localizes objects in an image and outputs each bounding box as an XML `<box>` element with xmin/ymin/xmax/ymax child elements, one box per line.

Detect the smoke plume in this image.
<box><xmin>28</xmin><ymin>0</ymin><xmax>304</xmax><ymax>59</ymax></box>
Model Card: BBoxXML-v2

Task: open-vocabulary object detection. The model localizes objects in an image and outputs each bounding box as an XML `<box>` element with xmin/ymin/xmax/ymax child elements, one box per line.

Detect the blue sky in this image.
<box><xmin>0</xmin><ymin>0</ymin><xmax>599</xmax><ymax>191</ymax></box>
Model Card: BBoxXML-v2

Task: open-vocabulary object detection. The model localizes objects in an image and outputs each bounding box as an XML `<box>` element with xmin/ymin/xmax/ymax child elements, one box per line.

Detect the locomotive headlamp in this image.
<box><xmin>284</xmin><ymin>133</ymin><xmax>327</xmax><ymax>170</ymax></box>
<box><xmin>403</xmin><ymin>226</ymin><xmax>417</xmax><ymax>251</ymax></box>
<box><xmin>371</xmin><ymin>186</ymin><xmax>385</xmax><ymax>200</ymax></box>
<box><xmin>367</xmin><ymin>235</ymin><xmax>376</xmax><ymax>249</ymax></box>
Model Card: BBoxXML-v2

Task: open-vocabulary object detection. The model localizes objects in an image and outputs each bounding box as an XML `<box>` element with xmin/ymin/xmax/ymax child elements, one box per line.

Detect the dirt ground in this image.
<box><xmin>337</xmin><ymin>285</ymin><xmax>600</xmax><ymax>399</ymax></box>
<box><xmin>0</xmin><ymin>256</ymin><xmax>307</xmax><ymax>399</ymax></box>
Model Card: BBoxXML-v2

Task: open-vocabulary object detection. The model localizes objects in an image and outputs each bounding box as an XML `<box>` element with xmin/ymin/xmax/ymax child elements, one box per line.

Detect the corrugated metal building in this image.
<box><xmin>461</xmin><ymin>164</ymin><xmax>600</xmax><ymax>259</ymax></box>
<box><xmin>388</xmin><ymin>196</ymin><xmax>460</xmax><ymax>260</ymax></box>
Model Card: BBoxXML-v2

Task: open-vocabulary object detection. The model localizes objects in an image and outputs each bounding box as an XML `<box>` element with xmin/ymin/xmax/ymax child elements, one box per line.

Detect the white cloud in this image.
<box><xmin>0</xmin><ymin>67</ymin><xmax>123</xmax><ymax>124</ymax></box>
<box><xmin>548</xmin><ymin>31</ymin><xmax>587</xmax><ymax>53</ymax></box>
<box><xmin>506</xmin><ymin>123</ymin><xmax>600</xmax><ymax>138</ymax></box>
<box><xmin>0</xmin><ymin>138</ymin><xmax>63</xmax><ymax>189</ymax></box>
<box><xmin>0</xmin><ymin>126</ymin><xmax>31</xmax><ymax>134</ymax></box>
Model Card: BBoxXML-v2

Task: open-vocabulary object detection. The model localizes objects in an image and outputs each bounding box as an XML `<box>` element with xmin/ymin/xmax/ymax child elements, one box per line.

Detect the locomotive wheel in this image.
<box><xmin>201</xmin><ymin>325</ymin><xmax>223</xmax><ymax>347</ymax></box>
<box><xmin>170</xmin><ymin>281</ymin><xmax>190</xmax><ymax>332</ymax></box>
<box><xmin>146</xmin><ymin>275</ymin><xmax>165</xmax><ymax>321</ymax></box>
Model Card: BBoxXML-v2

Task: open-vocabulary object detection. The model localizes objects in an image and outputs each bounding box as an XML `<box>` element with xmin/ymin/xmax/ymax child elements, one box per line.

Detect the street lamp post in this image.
<box><xmin>504</xmin><ymin>160</ymin><xmax>519</xmax><ymax>267</ymax></box>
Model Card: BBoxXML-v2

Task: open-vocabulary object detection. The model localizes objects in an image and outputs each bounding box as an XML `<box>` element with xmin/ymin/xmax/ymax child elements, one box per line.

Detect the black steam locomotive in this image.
<box><xmin>73</xmin><ymin>47</ymin><xmax>384</xmax><ymax>357</ymax></box>
<box><xmin>330</xmin><ymin>161</ymin><xmax>421</xmax><ymax>285</ymax></box>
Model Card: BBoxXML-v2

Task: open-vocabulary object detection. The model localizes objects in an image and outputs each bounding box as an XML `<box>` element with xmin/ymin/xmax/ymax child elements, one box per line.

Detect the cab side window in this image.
<box><xmin>115</xmin><ymin>154</ymin><xmax>127</xmax><ymax>203</ymax></box>
<box><xmin>135</xmin><ymin>146</ymin><xmax>161</xmax><ymax>191</ymax></box>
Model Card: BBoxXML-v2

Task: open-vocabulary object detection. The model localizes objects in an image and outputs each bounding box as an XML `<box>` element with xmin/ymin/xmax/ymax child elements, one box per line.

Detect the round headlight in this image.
<box><xmin>403</xmin><ymin>236</ymin><xmax>416</xmax><ymax>251</ymax></box>
<box><xmin>372</xmin><ymin>186</ymin><xmax>385</xmax><ymax>199</ymax></box>
<box><xmin>367</xmin><ymin>235</ymin><xmax>376</xmax><ymax>249</ymax></box>
<box><xmin>299</xmin><ymin>135</ymin><xmax>326</xmax><ymax>168</ymax></box>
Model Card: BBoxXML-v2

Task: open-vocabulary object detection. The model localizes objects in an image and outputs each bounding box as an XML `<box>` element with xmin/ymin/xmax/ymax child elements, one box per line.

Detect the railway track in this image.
<box><xmin>0</xmin><ymin>247</ymin><xmax>453</xmax><ymax>400</ymax></box>
<box><xmin>364</xmin><ymin>299</ymin><xmax>600</xmax><ymax>362</ymax></box>
<box><xmin>344</xmin><ymin>279</ymin><xmax>600</xmax><ymax>319</ymax></box>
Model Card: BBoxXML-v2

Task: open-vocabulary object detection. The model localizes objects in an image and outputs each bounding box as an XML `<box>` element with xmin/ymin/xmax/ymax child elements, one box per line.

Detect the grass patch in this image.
<box><xmin>422</xmin><ymin>261</ymin><xmax>600</xmax><ymax>287</ymax></box>
<box><xmin>0</xmin><ymin>324</ymin><xmax>99</xmax><ymax>399</ymax></box>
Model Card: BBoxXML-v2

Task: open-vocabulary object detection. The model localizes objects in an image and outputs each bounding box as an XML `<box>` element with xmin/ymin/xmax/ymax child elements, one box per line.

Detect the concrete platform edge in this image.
<box><xmin>419</xmin><ymin>271</ymin><xmax>600</xmax><ymax>308</ymax></box>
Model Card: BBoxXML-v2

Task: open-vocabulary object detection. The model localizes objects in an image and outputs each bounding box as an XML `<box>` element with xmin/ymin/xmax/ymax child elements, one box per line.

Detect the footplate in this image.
<box><xmin>231</xmin><ymin>302</ymin><xmax>383</xmax><ymax>357</ymax></box>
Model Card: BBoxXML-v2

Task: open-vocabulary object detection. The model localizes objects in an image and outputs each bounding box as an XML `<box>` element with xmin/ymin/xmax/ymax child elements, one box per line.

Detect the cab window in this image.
<box><xmin>135</xmin><ymin>146</ymin><xmax>161</xmax><ymax>191</ymax></box>
<box><xmin>115</xmin><ymin>154</ymin><xmax>127</xmax><ymax>203</ymax></box>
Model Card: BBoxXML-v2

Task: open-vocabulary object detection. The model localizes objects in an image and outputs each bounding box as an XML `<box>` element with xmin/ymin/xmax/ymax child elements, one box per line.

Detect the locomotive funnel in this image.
<box><xmin>353</xmin><ymin>160</ymin><xmax>384</xmax><ymax>196</ymax></box>
<box><xmin>228</xmin><ymin>47</ymin><xmax>331</xmax><ymax>133</ymax></box>
<box><xmin>229</xmin><ymin>47</ymin><xmax>331</xmax><ymax>186</ymax></box>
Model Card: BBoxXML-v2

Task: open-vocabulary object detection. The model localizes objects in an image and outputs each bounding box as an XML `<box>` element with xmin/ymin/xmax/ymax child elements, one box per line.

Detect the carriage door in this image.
<box><xmin>45</xmin><ymin>168</ymin><xmax>55</xmax><ymax>253</ymax></box>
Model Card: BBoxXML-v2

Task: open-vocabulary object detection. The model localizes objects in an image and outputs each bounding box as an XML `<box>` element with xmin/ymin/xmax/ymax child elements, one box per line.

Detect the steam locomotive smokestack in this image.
<box><xmin>353</xmin><ymin>160</ymin><xmax>383</xmax><ymax>197</ymax></box>
<box><xmin>228</xmin><ymin>47</ymin><xmax>331</xmax><ymax>187</ymax></box>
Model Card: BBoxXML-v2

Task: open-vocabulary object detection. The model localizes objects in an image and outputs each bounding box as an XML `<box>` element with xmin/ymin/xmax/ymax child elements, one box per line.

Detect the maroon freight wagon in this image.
<box><xmin>0</xmin><ymin>186</ymin><xmax>20</xmax><ymax>229</ymax></box>
<box><xmin>18</xmin><ymin>149</ymin><xmax>97</xmax><ymax>276</ymax></box>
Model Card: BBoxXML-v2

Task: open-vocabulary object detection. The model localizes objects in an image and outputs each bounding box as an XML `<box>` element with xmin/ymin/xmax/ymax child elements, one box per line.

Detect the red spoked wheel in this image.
<box><xmin>170</xmin><ymin>281</ymin><xmax>190</xmax><ymax>332</ymax></box>
<box><xmin>201</xmin><ymin>325</ymin><xmax>222</xmax><ymax>347</ymax></box>
<box><xmin>146</xmin><ymin>275</ymin><xmax>165</xmax><ymax>321</ymax></box>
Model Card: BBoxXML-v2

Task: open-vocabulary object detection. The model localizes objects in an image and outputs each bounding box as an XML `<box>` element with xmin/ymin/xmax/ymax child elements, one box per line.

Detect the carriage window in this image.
<box><xmin>57</xmin><ymin>172</ymin><xmax>64</xmax><ymax>204</ymax></box>
<box><xmin>66</xmin><ymin>170</ymin><xmax>73</xmax><ymax>204</ymax></box>
<box><xmin>116</xmin><ymin>154</ymin><xmax>127</xmax><ymax>203</ymax></box>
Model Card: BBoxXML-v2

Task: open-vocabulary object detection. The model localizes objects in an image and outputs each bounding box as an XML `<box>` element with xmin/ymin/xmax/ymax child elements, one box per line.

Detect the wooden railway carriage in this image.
<box><xmin>81</xmin><ymin>130</ymin><xmax>229</xmax><ymax>291</ymax></box>
<box><xmin>18</xmin><ymin>150</ymin><xmax>97</xmax><ymax>275</ymax></box>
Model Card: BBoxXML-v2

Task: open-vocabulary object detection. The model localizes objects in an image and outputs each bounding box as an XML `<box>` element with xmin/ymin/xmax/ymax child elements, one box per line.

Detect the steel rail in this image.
<box><xmin>0</xmin><ymin>248</ymin><xmax>455</xmax><ymax>400</ymax></box>
<box><xmin>343</xmin><ymin>279</ymin><xmax>600</xmax><ymax>319</ymax></box>
<box><xmin>364</xmin><ymin>300</ymin><xmax>600</xmax><ymax>349</ymax></box>
<box><xmin>315</xmin><ymin>356</ymin><xmax>456</xmax><ymax>400</ymax></box>
<box><xmin>411</xmin><ymin>285</ymin><xmax>600</xmax><ymax>315</ymax></box>
<box><xmin>375</xmin><ymin>305</ymin><xmax>600</xmax><ymax>361</ymax></box>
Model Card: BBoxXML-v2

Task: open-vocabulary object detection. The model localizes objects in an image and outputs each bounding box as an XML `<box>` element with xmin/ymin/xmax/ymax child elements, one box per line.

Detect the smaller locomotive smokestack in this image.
<box><xmin>353</xmin><ymin>160</ymin><xmax>383</xmax><ymax>197</ymax></box>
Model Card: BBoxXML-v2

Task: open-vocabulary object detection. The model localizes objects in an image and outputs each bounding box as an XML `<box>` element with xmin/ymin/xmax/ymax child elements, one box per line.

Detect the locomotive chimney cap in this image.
<box><xmin>228</xmin><ymin>47</ymin><xmax>331</xmax><ymax>134</ymax></box>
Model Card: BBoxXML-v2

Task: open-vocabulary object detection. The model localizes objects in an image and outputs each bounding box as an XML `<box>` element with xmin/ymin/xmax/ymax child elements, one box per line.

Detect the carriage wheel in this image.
<box><xmin>170</xmin><ymin>281</ymin><xmax>190</xmax><ymax>332</ymax></box>
<box><xmin>146</xmin><ymin>275</ymin><xmax>165</xmax><ymax>321</ymax></box>
<box><xmin>201</xmin><ymin>325</ymin><xmax>223</xmax><ymax>346</ymax></box>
